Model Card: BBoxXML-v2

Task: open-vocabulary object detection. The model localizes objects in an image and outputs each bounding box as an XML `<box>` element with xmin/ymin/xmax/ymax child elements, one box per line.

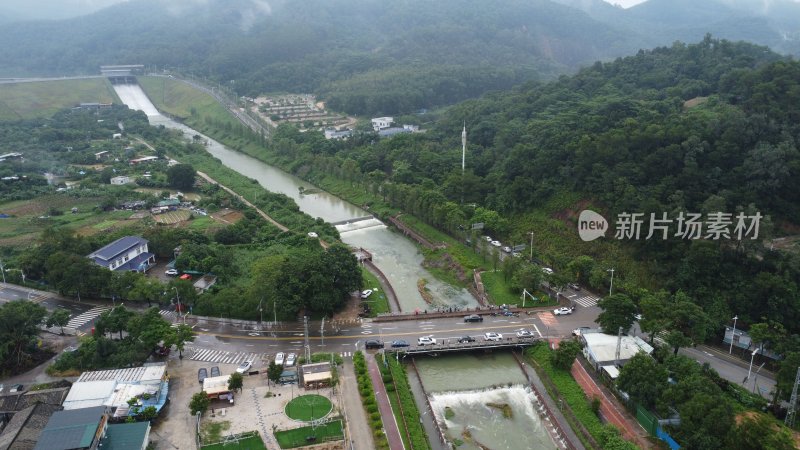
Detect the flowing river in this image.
<box><xmin>113</xmin><ymin>83</ymin><xmax>476</xmax><ymax>312</ymax></box>
<box><xmin>115</xmin><ymin>82</ymin><xmax>556</xmax><ymax>449</ymax></box>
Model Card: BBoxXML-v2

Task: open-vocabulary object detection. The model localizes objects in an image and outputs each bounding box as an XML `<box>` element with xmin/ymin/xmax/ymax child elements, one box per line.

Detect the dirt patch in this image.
<box><xmin>211</xmin><ymin>208</ymin><xmax>244</xmax><ymax>224</ymax></box>
<box><xmin>153</xmin><ymin>210</ymin><xmax>191</xmax><ymax>224</ymax></box>
<box><xmin>683</xmin><ymin>96</ymin><xmax>708</xmax><ymax>109</ymax></box>
<box><xmin>422</xmin><ymin>252</ymin><xmax>467</xmax><ymax>283</ymax></box>
<box><xmin>551</xmin><ymin>199</ymin><xmax>594</xmax><ymax>223</ymax></box>
<box><xmin>332</xmin><ymin>294</ymin><xmax>362</xmax><ymax>321</ymax></box>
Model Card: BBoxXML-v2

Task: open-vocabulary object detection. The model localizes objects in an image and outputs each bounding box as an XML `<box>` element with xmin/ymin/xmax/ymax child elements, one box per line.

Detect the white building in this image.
<box><xmin>581</xmin><ymin>332</ymin><xmax>653</xmax><ymax>374</ymax></box>
<box><xmin>87</xmin><ymin>236</ymin><xmax>155</xmax><ymax>272</ymax></box>
<box><xmin>110</xmin><ymin>175</ymin><xmax>132</xmax><ymax>185</ymax></box>
<box><xmin>371</xmin><ymin>117</ymin><xmax>393</xmax><ymax>131</ymax></box>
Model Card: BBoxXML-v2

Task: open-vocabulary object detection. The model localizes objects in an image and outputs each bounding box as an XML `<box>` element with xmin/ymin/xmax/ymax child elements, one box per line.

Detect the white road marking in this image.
<box><xmin>532</xmin><ymin>324</ymin><xmax>542</xmax><ymax>337</ymax></box>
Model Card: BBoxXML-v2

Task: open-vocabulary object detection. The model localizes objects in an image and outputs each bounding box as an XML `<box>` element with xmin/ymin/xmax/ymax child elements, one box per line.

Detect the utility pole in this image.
<box><xmin>729</xmin><ymin>315</ymin><xmax>738</xmax><ymax>354</ymax></box>
<box><xmin>528</xmin><ymin>232</ymin><xmax>534</xmax><ymax>261</ymax></box>
<box><xmin>786</xmin><ymin>367</ymin><xmax>800</xmax><ymax>427</ymax></box>
<box><xmin>461</xmin><ymin>121</ymin><xmax>466</xmax><ymax>176</ymax></box>
<box><xmin>303</xmin><ymin>316</ymin><xmax>311</xmax><ymax>363</ymax></box>
<box><xmin>607</xmin><ymin>268</ymin><xmax>615</xmax><ymax>296</ymax></box>
<box><xmin>320</xmin><ymin>317</ymin><xmax>326</xmax><ymax>347</ymax></box>
<box><xmin>0</xmin><ymin>259</ymin><xmax>5</xmax><ymax>284</ymax></box>
<box><xmin>273</xmin><ymin>298</ymin><xmax>277</xmax><ymax>325</ymax></box>
<box><xmin>615</xmin><ymin>326</ymin><xmax>623</xmax><ymax>367</ymax></box>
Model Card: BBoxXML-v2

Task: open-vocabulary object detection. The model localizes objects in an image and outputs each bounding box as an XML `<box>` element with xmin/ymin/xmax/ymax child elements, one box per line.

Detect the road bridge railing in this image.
<box><xmin>373</xmin><ymin>304</ymin><xmax>555</xmax><ymax>322</ymax></box>
<box><xmin>387</xmin><ymin>335</ymin><xmax>539</xmax><ymax>355</ymax></box>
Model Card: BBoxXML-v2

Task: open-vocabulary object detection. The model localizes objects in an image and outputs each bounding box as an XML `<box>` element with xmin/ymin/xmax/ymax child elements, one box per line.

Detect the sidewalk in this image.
<box><xmin>339</xmin><ymin>358</ymin><xmax>376</xmax><ymax>450</ymax></box>
<box><xmin>366</xmin><ymin>354</ymin><xmax>406</xmax><ymax>450</ymax></box>
<box><xmin>571</xmin><ymin>360</ymin><xmax>652</xmax><ymax>448</ymax></box>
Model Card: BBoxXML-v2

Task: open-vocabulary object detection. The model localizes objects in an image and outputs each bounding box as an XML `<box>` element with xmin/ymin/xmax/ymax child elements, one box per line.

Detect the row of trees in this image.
<box><xmin>51</xmin><ymin>306</ymin><xmax>194</xmax><ymax>372</ymax></box>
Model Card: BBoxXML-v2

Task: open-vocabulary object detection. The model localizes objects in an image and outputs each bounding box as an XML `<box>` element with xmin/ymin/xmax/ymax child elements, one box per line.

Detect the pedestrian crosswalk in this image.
<box><xmin>569</xmin><ymin>293</ymin><xmax>601</xmax><ymax>308</ymax></box>
<box><xmin>159</xmin><ymin>310</ymin><xmax>176</xmax><ymax>320</ymax></box>
<box><xmin>186</xmin><ymin>347</ymin><xmax>269</xmax><ymax>365</ymax></box>
<box><xmin>66</xmin><ymin>306</ymin><xmax>110</xmax><ymax>330</ymax></box>
<box><xmin>537</xmin><ymin>311</ymin><xmax>557</xmax><ymax>328</ymax></box>
<box><xmin>185</xmin><ymin>346</ymin><xmax>355</xmax><ymax>364</ymax></box>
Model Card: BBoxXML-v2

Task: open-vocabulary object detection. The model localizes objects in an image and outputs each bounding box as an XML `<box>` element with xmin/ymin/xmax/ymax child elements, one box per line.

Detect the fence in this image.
<box><xmin>634</xmin><ymin>404</ymin><xmax>680</xmax><ymax>449</ymax></box>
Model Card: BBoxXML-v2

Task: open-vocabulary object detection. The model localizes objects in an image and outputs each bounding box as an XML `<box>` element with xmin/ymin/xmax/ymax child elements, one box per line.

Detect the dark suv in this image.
<box><xmin>464</xmin><ymin>314</ymin><xmax>483</xmax><ymax>323</ymax></box>
<box><xmin>365</xmin><ymin>340</ymin><xmax>384</xmax><ymax>349</ymax></box>
<box><xmin>210</xmin><ymin>366</ymin><xmax>220</xmax><ymax>377</ymax></box>
<box><xmin>457</xmin><ymin>336</ymin><xmax>475</xmax><ymax>343</ymax></box>
<box><xmin>198</xmin><ymin>368</ymin><xmax>208</xmax><ymax>384</ymax></box>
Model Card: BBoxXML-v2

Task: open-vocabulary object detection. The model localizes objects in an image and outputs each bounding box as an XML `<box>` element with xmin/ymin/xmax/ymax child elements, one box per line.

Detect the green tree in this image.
<box><xmin>551</xmin><ymin>340</ymin><xmax>581</xmax><ymax>370</ymax></box>
<box><xmin>730</xmin><ymin>412</ymin><xmax>796</xmax><ymax>450</ymax></box>
<box><xmin>228</xmin><ymin>372</ymin><xmax>244</xmax><ymax>392</ymax></box>
<box><xmin>140</xmin><ymin>406</ymin><xmax>158</xmax><ymax>422</ymax></box>
<box><xmin>167</xmin><ymin>324</ymin><xmax>195</xmax><ymax>359</ymax></box>
<box><xmin>663</xmin><ymin>291</ymin><xmax>713</xmax><ymax>355</ymax></box>
<box><xmin>166</xmin><ymin>163</ymin><xmax>196</xmax><ymax>190</ymax></box>
<box><xmin>189</xmin><ymin>391</ymin><xmax>210</xmax><ymax>415</ymax></box>
<box><xmin>676</xmin><ymin>392</ymin><xmax>733</xmax><ymax>450</ymax></box>
<box><xmin>596</xmin><ymin>293</ymin><xmax>637</xmax><ymax>334</ymax></box>
<box><xmin>566</xmin><ymin>255</ymin><xmax>594</xmax><ymax>283</ymax></box>
<box><xmin>46</xmin><ymin>308</ymin><xmax>71</xmax><ymax>335</ymax></box>
<box><xmin>0</xmin><ymin>301</ymin><xmax>47</xmax><ymax>366</ymax></box>
<box><xmin>267</xmin><ymin>361</ymin><xmax>283</xmax><ymax>385</ymax></box>
<box><xmin>616</xmin><ymin>353</ymin><xmax>668</xmax><ymax>409</ymax></box>
<box><xmin>510</xmin><ymin>264</ymin><xmax>542</xmax><ymax>293</ymax></box>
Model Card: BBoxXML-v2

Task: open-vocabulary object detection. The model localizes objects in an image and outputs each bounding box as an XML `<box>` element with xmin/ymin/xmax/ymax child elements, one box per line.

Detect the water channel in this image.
<box><xmin>115</xmin><ymin>83</ymin><xmax>556</xmax><ymax>449</ymax></box>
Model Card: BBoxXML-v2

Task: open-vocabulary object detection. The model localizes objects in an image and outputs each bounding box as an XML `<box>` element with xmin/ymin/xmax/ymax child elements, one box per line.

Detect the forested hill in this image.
<box><xmin>437</xmin><ymin>37</ymin><xmax>799</xmax><ymax>224</ymax></box>
<box><xmin>0</xmin><ymin>0</ymin><xmax>637</xmax><ymax>115</ymax></box>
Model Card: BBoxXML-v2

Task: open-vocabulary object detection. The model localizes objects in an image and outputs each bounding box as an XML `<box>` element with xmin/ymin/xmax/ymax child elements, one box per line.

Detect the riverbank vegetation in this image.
<box><xmin>0</xmin><ymin>78</ymin><xmax>118</xmax><ymax>120</ymax></box>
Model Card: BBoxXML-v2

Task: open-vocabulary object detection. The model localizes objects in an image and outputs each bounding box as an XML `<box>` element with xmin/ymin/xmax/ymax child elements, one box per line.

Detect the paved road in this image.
<box><xmin>339</xmin><ymin>359</ymin><xmax>375</xmax><ymax>450</ymax></box>
<box><xmin>681</xmin><ymin>345</ymin><xmax>776</xmax><ymax>398</ymax></box>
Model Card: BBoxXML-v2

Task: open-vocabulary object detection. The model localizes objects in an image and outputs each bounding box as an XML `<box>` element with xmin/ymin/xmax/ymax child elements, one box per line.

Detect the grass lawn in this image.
<box><xmin>480</xmin><ymin>271</ymin><xmax>556</xmax><ymax>308</ymax></box>
<box><xmin>274</xmin><ymin>420</ymin><xmax>344</xmax><ymax>449</ymax></box>
<box><xmin>202</xmin><ymin>433</ymin><xmax>266</xmax><ymax>450</ymax></box>
<box><xmin>362</xmin><ymin>268</ymin><xmax>390</xmax><ymax>316</ymax></box>
<box><xmin>0</xmin><ymin>78</ymin><xmax>118</xmax><ymax>120</ymax></box>
<box><xmin>139</xmin><ymin>76</ymin><xmax>238</xmax><ymax>127</ymax></box>
<box><xmin>284</xmin><ymin>395</ymin><xmax>332</xmax><ymax>422</ymax></box>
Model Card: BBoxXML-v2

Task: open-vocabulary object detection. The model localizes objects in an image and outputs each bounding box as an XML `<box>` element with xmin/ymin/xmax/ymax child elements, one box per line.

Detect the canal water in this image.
<box><xmin>114</xmin><ymin>83</ymin><xmax>476</xmax><ymax>312</ymax></box>
<box><xmin>416</xmin><ymin>353</ymin><xmax>557</xmax><ymax>450</ymax></box>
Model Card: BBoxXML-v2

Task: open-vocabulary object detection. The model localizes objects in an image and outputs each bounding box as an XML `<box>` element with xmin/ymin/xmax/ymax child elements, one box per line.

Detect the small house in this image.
<box><xmin>33</xmin><ymin>406</ymin><xmax>108</xmax><ymax>450</ymax></box>
<box><xmin>300</xmin><ymin>362</ymin><xmax>333</xmax><ymax>389</ymax></box>
<box><xmin>110</xmin><ymin>176</ymin><xmax>132</xmax><ymax>185</ymax></box>
<box><xmin>100</xmin><ymin>422</ymin><xmax>151</xmax><ymax>450</ymax></box>
<box><xmin>371</xmin><ymin>117</ymin><xmax>393</xmax><ymax>131</ymax></box>
<box><xmin>581</xmin><ymin>333</ymin><xmax>653</xmax><ymax>372</ymax></box>
<box><xmin>87</xmin><ymin>236</ymin><xmax>155</xmax><ymax>273</ymax></box>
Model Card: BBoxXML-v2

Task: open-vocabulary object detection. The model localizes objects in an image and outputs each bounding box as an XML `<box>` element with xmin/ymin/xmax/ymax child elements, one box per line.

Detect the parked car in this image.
<box><xmin>457</xmin><ymin>336</ymin><xmax>475</xmax><ymax>343</ymax></box>
<box><xmin>360</xmin><ymin>289</ymin><xmax>373</xmax><ymax>299</ymax></box>
<box><xmin>483</xmin><ymin>332</ymin><xmax>503</xmax><ymax>341</ymax></box>
<box><xmin>572</xmin><ymin>327</ymin><xmax>590</xmax><ymax>336</ymax></box>
<box><xmin>365</xmin><ymin>340</ymin><xmax>384</xmax><ymax>349</ymax></box>
<box><xmin>502</xmin><ymin>246</ymin><xmax>512</xmax><ymax>253</ymax></box>
<box><xmin>165</xmin><ymin>268</ymin><xmax>179</xmax><ymax>276</ymax></box>
<box><xmin>9</xmin><ymin>384</ymin><xmax>23</xmax><ymax>393</ymax></box>
<box><xmin>417</xmin><ymin>336</ymin><xmax>437</xmax><ymax>346</ymax></box>
<box><xmin>542</xmin><ymin>267</ymin><xmax>554</xmax><ymax>275</ymax></box>
<box><xmin>464</xmin><ymin>314</ymin><xmax>483</xmax><ymax>323</ymax></box>
<box><xmin>210</xmin><ymin>366</ymin><xmax>220</xmax><ymax>377</ymax></box>
<box><xmin>198</xmin><ymin>368</ymin><xmax>208</xmax><ymax>383</ymax></box>
<box><xmin>553</xmin><ymin>307</ymin><xmax>574</xmax><ymax>315</ymax></box>
<box><xmin>634</xmin><ymin>313</ymin><xmax>643</xmax><ymax>321</ymax></box>
<box><xmin>285</xmin><ymin>353</ymin><xmax>297</xmax><ymax>367</ymax></box>
<box><xmin>568</xmin><ymin>283</ymin><xmax>580</xmax><ymax>290</ymax></box>
<box><xmin>483</xmin><ymin>236</ymin><xmax>493</xmax><ymax>242</ymax></box>
<box><xmin>512</xmin><ymin>252</ymin><xmax>522</xmax><ymax>258</ymax></box>
<box><xmin>236</xmin><ymin>360</ymin><xmax>253</xmax><ymax>374</ymax></box>
<box><xmin>275</xmin><ymin>352</ymin><xmax>285</xmax><ymax>366</ymax></box>
<box><xmin>307</xmin><ymin>232</ymin><xmax>318</xmax><ymax>238</ymax></box>
<box><xmin>391</xmin><ymin>340</ymin><xmax>410</xmax><ymax>348</ymax></box>
<box><xmin>516</xmin><ymin>329</ymin><xmax>534</xmax><ymax>338</ymax></box>
<box><xmin>490</xmin><ymin>240</ymin><xmax>502</xmax><ymax>247</ymax></box>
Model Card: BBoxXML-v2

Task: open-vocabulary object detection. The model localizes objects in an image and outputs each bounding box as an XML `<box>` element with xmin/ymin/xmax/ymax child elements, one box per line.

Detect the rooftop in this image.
<box><xmin>76</xmin><ymin>363</ymin><xmax>166</xmax><ymax>384</ymax></box>
<box><xmin>87</xmin><ymin>236</ymin><xmax>147</xmax><ymax>261</ymax></box>
<box><xmin>62</xmin><ymin>380</ymin><xmax>116</xmax><ymax>411</ymax></box>
<box><xmin>0</xmin><ymin>403</ymin><xmax>63</xmax><ymax>450</ymax></box>
<box><xmin>34</xmin><ymin>406</ymin><xmax>106</xmax><ymax>450</ymax></box>
<box><xmin>583</xmin><ymin>333</ymin><xmax>653</xmax><ymax>364</ymax></box>
<box><xmin>100</xmin><ymin>422</ymin><xmax>150</xmax><ymax>450</ymax></box>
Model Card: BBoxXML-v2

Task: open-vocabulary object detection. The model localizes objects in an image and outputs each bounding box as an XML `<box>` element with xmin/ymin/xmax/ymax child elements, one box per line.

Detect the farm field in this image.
<box><xmin>0</xmin><ymin>78</ymin><xmax>118</xmax><ymax>120</ymax></box>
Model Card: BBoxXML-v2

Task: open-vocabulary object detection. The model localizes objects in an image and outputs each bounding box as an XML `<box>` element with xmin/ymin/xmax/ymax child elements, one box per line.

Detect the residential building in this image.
<box><xmin>110</xmin><ymin>176</ymin><xmax>132</xmax><ymax>185</ymax></box>
<box><xmin>0</xmin><ymin>385</ymin><xmax>71</xmax><ymax>450</ymax></box>
<box><xmin>33</xmin><ymin>406</ymin><xmax>108</xmax><ymax>450</ymax></box>
<box><xmin>94</xmin><ymin>151</ymin><xmax>110</xmax><ymax>161</ymax></box>
<box><xmin>99</xmin><ymin>422</ymin><xmax>150</xmax><ymax>450</ymax></box>
<box><xmin>402</xmin><ymin>124</ymin><xmax>419</xmax><ymax>132</ymax></box>
<box><xmin>371</xmin><ymin>117</ymin><xmax>393</xmax><ymax>131</ymax></box>
<box><xmin>87</xmin><ymin>236</ymin><xmax>155</xmax><ymax>273</ymax></box>
<box><xmin>324</xmin><ymin>129</ymin><xmax>352</xmax><ymax>140</ymax></box>
<box><xmin>378</xmin><ymin>127</ymin><xmax>411</xmax><ymax>138</ymax></box>
<box><xmin>129</xmin><ymin>156</ymin><xmax>158</xmax><ymax>165</ymax></box>
<box><xmin>63</xmin><ymin>364</ymin><xmax>169</xmax><ymax>420</ymax></box>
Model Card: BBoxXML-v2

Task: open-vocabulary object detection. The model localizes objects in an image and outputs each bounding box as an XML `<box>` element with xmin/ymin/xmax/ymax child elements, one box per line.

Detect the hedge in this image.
<box><xmin>353</xmin><ymin>351</ymin><xmax>390</xmax><ymax>450</ymax></box>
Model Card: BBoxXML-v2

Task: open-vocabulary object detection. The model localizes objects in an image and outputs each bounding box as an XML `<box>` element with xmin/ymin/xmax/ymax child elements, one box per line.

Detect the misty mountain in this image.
<box><xmin>0</xmin><ymin>0</ymin><xmax>796</xmax><ymax>115</ymax></box>
<box><xmin>0</xmin><ymin>0</ymin><xmax>127</xmax><ymax>21</ymax></box>
<box><xmin>557</xmin><ymin>0</ymin><xmax>800</xmax><ymax>54</ymax></box>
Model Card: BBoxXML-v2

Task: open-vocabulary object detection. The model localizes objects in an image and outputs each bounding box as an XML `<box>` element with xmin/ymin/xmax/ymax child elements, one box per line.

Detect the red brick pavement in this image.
<box><xmin>367</xmin><ymin>355</ymin><xmax>406</xmax><ymax>450</ymax></box>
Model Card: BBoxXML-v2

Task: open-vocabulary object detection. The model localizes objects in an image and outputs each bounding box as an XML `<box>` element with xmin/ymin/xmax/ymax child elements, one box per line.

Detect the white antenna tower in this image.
<box><xmin>461</xmin><ymin>121</ymin><xmax>467</xmax><ymax>175</ymax></box>
<box><xmin>786</xmin><ymin>367</ymin><xmax>800</xmax><ymax>427</ymax></box>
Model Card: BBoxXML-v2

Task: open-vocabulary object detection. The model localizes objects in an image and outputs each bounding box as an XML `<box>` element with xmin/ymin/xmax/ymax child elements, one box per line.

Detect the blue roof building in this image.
<box><xmin>87</xmin><ymin>236</ymin><xmax>155</xmax><ymax>273</ymax></box>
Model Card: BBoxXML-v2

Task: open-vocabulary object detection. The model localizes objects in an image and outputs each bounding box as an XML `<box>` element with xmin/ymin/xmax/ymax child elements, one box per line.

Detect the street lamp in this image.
<box><xmin>747</xmin><ymin>347</ymin><xmax>759</xmax><ymax>382</ymax></box>
<box><xmin>258</xmin><ymin>297</ymin><xmax>263</xmax><ymax>324</ymax></box>
<box><xmin>607</xmin><ymin>268</ymin><xmax>615</xmax><ymax>296</ymax></box>
<box><xmin>0</xmin><ymin>260</ymin><xmax>6</xmax><ymax>284</ymax></box>
<box><xmin>729</xmin><ymin>315</ymin><xmax>738</xmax><ymax>354</ymax></box>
